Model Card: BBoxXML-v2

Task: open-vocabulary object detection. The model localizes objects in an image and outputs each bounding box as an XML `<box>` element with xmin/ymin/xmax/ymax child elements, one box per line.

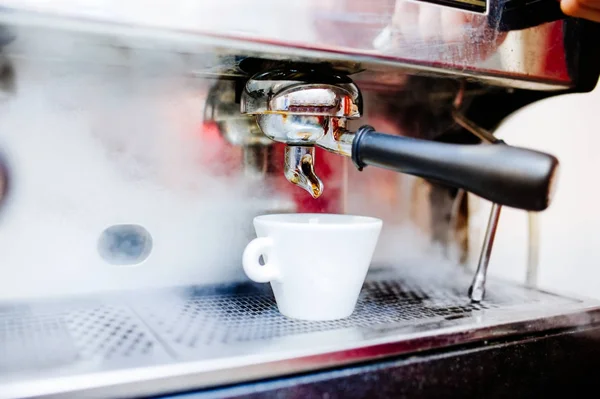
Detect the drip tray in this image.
<box><xmin>1</xmin><ymin>265</ymin><xmax>599</xmax><ymax>398</ymax></box>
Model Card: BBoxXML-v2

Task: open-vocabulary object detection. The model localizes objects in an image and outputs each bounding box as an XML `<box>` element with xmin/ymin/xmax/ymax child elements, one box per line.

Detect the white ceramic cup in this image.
<box><xmin>242</xmin><ymin>213</ymin><xmax>382</xmax><ymax>321</ymax></box>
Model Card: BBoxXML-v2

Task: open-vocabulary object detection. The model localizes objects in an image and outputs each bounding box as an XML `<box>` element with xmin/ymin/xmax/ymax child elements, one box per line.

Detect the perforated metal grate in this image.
<box><xmin>0</xmin><ymin>268</ymin><xmax>580</xmax><ymax>388</ymax></box>
<box><xmin>0</xmin><ymin>302</ymin><xmax>164</xmax><ymax>373</ymax></box>
<box><xmin>64</xmin><ymin>305</ymin><xmax>157</xmax><ymax>360</ymax></box>
<box><xmin>0</xmin><ymin>308</ymin><xmax>79</xmax><ymax>373</ymax></box>
<box><xmin>135</xmin><ymin>276</ymin><xmax>559</xmax><ymax>349</ymax></box>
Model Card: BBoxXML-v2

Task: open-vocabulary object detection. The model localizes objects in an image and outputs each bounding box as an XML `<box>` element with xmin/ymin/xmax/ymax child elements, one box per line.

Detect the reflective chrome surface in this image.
<box><xmin>0</xmin><ymin>265</ymin><xmax>598</xmax><ymax>399</ymax></box>
<box><xmin>469</xmin><ymin>203</ymin><xmax>502</xmax><ymax>302</ymax></box>
<box><xmin>204</xmin><ymin>79</ymin><xmax>274</xmax><ymax>179</ymax></box>
<box><xmin>205</xmin><ymin>79</ymin><xmax>271</xmax><ymax>148</ymax></box>
<box><xmin>0</xmin><ymin>9</ymin><xmax>584</xmax><ymax>398</ymax></box>
<box><xmin>284</xmin><ymin>146</ymin><xmax>323</xmax><ymax>198</ymax></box>
<box><xmin>255</xmin><ymin>114</ymin><xmax>329</xmax><ymax>145</ymax></box>
<box><xmin>0</xmin><ymin>0</ymin><xmax>574</xmax><ymax>90</ymax></box>
<box><xmin>242</xmin><ymin>70</ymin><xmax>361</xmax><ymax>195</ymax></box>
<box><xmin>0</xmin><ymin>264</ymin><xmax>600</xmax><ymax>398</ymax></box>
<box><xmin>242</xmin><ymin>71</ymin><xmax>361</xmax><ymax>117</ymax></box>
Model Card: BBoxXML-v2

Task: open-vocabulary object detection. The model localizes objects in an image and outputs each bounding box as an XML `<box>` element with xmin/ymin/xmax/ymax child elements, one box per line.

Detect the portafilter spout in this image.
<box><xmin>240</xmin><ymin>69</ymin><xmax>360</xmax><ymax>198</ymax></box>
<box><xmin>284</xmin><ymin>145</ymin><xmax>323</xmax><ymax>199</ymax></box>
<box><xmin>241</xmin><ymin>69</ymin><xmax>559</xmax><ymax>211</ymax></box>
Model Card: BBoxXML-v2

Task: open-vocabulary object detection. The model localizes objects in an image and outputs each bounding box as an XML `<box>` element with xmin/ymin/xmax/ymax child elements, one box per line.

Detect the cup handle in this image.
<box><xmin>242</xmin><ymin>237</ymin><xmax>281</xmax><ymax>283</ymax></box>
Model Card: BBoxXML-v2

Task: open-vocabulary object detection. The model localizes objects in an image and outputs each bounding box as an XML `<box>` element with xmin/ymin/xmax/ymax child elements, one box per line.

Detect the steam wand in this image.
<box><xmin>452</xmin><ymin>86</ymin><xmax>550</xmax><ymax>301</ymax></box>
<box><xmin>452</xmin><ymin>87</ymin><xmax>503</xmax><ymax>302</ymax></box>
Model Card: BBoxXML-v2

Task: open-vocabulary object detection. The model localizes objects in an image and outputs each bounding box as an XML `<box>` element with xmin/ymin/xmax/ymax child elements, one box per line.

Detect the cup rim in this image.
<box><xmin>253</xmin><ymin>213</ymin><xmax>382</xmax><ymax>229</ymax></box>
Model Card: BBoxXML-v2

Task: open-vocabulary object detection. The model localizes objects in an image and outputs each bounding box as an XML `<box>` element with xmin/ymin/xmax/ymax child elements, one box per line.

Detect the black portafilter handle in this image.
<box><xmin>351</xmin><ymin>126</ymin><xmax>559</xmax><ymax>212</ymax></box>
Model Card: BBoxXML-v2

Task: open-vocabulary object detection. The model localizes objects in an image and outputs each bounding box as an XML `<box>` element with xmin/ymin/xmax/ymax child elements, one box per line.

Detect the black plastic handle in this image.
<box><xmin>352</xmin><ymin>126</ymin><xmax>559</xmax><ymax>211</ymax></box>
<box><xmin>492</xmin><ymin>0</ymin><xmax>566</xmax><ymax>31</ymax></box>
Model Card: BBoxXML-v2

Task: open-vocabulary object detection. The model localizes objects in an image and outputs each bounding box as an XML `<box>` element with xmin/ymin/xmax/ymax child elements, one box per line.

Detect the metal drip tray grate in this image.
<box><xmin>64</xmin><ymin>305</ymin><xmax>158</xmax><ymax>360</ymax></box>
<box><xmin>135</xmin><ymin>278</ymin><xmax>535</xmax><ymax>349</ymax></box>
<box><xmin>0</xmin><ymin>265</ymin><xmax>598</xmax><ymax>398</ymax></box>
<box><xmin>0</xmin><ymin>303</ymin><xmax>169</xmax><ymax>376</ymax></box>
<box><xmin>0</xmin><ymin>310</ymin><xmax>78</xmax><ymax>373</ymax></box>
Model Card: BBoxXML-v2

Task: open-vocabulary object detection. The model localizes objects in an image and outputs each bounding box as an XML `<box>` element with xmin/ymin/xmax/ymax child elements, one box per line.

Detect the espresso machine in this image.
<box><xmin>0</xmin><ymin>0</ymin><xmax>600</xmax><ymax>397</ymax></box>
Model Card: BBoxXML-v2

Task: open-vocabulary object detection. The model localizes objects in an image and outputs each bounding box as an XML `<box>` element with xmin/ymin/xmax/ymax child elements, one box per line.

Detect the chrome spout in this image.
<box><xmin>284</xmin><ymin>146</ymin><xmax>323</xmax><ymax>198</ymax></box>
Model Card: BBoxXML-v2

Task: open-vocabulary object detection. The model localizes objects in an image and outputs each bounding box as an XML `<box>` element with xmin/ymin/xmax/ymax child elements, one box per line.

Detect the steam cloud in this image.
<box><xmin>0</xmin><ymin>19</ymin><xmax>460</xmax><ymax>301</ymax></box>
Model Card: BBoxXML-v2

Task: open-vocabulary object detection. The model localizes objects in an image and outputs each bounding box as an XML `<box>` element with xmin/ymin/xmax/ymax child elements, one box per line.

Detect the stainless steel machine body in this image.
<box><xmin>2</xmin><ymin>264</ymin><xmax>600</xmax><ymax>398</ymax></box>
<box><xmin>0</xmin><ymin>1</ymin><xmax>599</xmax><ymax>398</ymax></box>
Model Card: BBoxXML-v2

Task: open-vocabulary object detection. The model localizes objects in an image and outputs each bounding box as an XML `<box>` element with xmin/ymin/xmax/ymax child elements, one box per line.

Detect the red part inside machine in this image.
<box><xmin>199</xmin><ymin>121</ymin><xmax>344</xmax><ymax>214</ymax></box>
